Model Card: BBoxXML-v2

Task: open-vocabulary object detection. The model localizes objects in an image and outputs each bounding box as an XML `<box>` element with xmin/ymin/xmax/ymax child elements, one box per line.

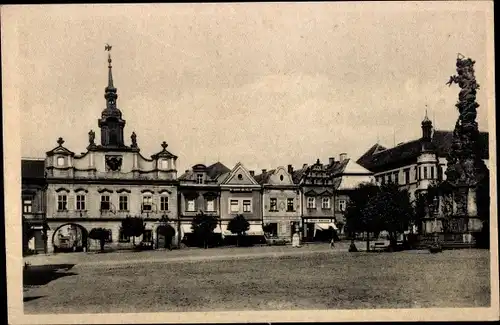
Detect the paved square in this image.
<box><xmin>23</xmin><ymin>245</ymin><xmax>490</xmax><ymax>313</ymax></box>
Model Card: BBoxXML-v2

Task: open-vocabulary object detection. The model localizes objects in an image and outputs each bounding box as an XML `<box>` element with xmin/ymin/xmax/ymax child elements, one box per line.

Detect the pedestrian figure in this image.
<box><xmin>330</xmin><ymin>237</ymin><xmax>335</xmax><ymax>248</ymax></box>
<box><xmin>292</xmin><ymin>232</ymin><xmax>300</xmax><ymax>248</ymax></box>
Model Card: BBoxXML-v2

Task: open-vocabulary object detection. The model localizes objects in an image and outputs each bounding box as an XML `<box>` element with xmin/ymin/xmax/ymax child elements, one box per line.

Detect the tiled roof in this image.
<box><xmin>327</xmin><ymin>158</ymin><xmax>350</xmax><ymax>176</ymax></box>
<box><xmin>22</xmin><ymin>159</ymin><xmax>46</xmax><ymax>179</ymax></box>
<box><xmin>178</xmin><ymin>162</ymin><xmax>230</xmax><ymax>181</ymax></box>
<box><xmin>291</xmin><ymin>167</ymin><xmax>307</xmax><ymax>184</ymax></box>
<box><xmin>206</xmin><ymin>162</ymin><xmax>231</xmax><ymax>180</ymax></box>
<box><xmin>357</xmin><ymin>130</ymin><xmax>489</xmax><ymax>172</ymax></box>
<box><xmin>254</xmin><ymin>169</ymin><xmax>275</xmax><ymax>184</ymax></box>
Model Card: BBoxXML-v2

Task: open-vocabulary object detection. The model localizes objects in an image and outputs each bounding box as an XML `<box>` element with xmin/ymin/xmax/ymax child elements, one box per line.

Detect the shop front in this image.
<box><xmin>301</xmin><ymin>217</ymin><xmax>338</xmax><ymax>242</ymax></box>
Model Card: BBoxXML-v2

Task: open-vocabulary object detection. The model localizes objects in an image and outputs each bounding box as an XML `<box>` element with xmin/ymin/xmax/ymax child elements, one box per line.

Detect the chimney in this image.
<box><xmin>329</xmin><ymin>157</ymin><xmax>335</xmax><ymax>165</ymax></box>
<box><xmin>339</xmin><ymin>153</ymin><xmax>347</xmax><ymax>162</ymax></box>
<box><xmin>261</xmin><ymin>169</ymin><xmax>267</xmax><ymax>174</ymax></box>
<box><xmin>249</xmin><ymin>170</ymin><xmax>255</xmax><ymax>177</ymax></box>
<box><xmin>302</xmin><ymin>163</ymin><xmax>308</xmax><ymax>169</ymax></box>
<box><xmin>288</xmin><ymin>164</ymin><xmax>293</xmax><ymax>174</ymax></box>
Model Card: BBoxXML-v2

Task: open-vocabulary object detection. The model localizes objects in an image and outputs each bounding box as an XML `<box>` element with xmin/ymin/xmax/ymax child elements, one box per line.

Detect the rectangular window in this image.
<box><xmin>230</xmin><ymin>200</ymin><xmax>239</xmax><ymax>213</ymax></box>
<box><xmin>142</xmin><ymin>196</ymin><xmax>152</xmax><ymax>211</ymax></box>
<box><xmin>196</xmin><ymin>174</ymin><xmax>203</xmax><ymax>184</ymax></box>
<box><xmin>322</xmin><ymin>197</ymin><xmax>330</xmax><ymax>209</ymax></box>
<box><xmin>243</xmin><ymin>200</ymin><xmax>251</xmax><ymax>213</ymax></box>
<box><xmin>119</xmin><ymin>228</ymin><xmax>130</xmax><ymax>242</ymax></box>
<box><xmin>187</xmin><ymin>199</ymin><xmax>196</xmax><ymax>212</ymax></box>
<box><xmin>287</xmin><ymin>198</ymin><xmax>294</xmax><ymax>212</ymax></box>
<box><xmin>206</xmin><ymin>198</ymin><xmax>215</xmax><ymax>212</ymax></box>
<box><xmin>307</xmin><ymin>197</ymin><xmax>316</xmax><ymax>209</ymax></box>
<box><xmin>57</xmin><ymin>195</ymin><xmax>67</xmax><ymax>211</ymax></box>
<box><xmin>381</xmin><ymin>175</ymin><xmax>385</xmax><ymax>184</ymax></box>
<box><xmin>423</xmin><ymin>167</ymin><xmax>428</xmax><ymax>179</ymax></box>
<box><xmin>430</xmin><ymin>166</ymin><xmax>435</xmax><ymax>179</ymax></box>
<box><xmin>404</xmin><ymin>169</ymin><xmax>410</xmax><ymax>184</ymax></box>
<box><xmin>338</xmin><ymin>199</ymin><xmax>347</xmax><ymax>212</ymax></box>
<box><xmin>393</xmin><ymin>172</ymin><xmax>399</xmax><ymax>184</ymax></box>
<box><xmin>100</xmin><ymin>195</ymin><xmax>110</xmax><ymax>211</ymax></box>
<box><xmin>119</xmin><ymin>195</ymin><xmax>128</xmax><ymax>211</ymax></box>
<box><xmin>270</xmin><ymin>198</ymin><xmax>277</xmax><ymax>211</ymax></box>
<box><xmin>266</xmin><ymin>223</ymin><xmax>278</xmax><ymax>237</ymax></box>
<box><xmin>160</xmin><ymin>196</ymin><xmax>169</xmax><ymax>211</ymax></box>
<box><xmin>76</xmin><ymin>195</ymin><xmax>86</xmax><ymax>211</ymax></box>
<box><xmin>23</xmin><ymin>200</ymin><xmax>32</xmax><ymax>213</ymax></box>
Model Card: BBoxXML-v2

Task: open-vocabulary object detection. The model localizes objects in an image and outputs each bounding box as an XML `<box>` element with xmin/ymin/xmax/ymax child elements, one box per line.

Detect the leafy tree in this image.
<box><xmin>344</xmin><ymin>182</ymin><xmax>380</xmax><ymax>251</ymax></box>
<box><xmin>191</xmin><ymin>211</ymin><xmax>218</xmax><ymax>249</ymax></box>
<box><xmin>413</xmin><ymin>183</ymin><xmax>440</xmax><ymax>234</ymax></box>
<box><xmin>364</xmin><ymin>182</ymin><xmax>414</xmax><ymax>250</ymax></box>
<box><xmin>88</xmin><ymin>228</ymin><xmax>110</xmax><ymax>252</ymax></box>
<box><xmin>121</xmin><ymin>216</ymin><xmax>145</xmax><ymax>245</ymax></box>
<box><xmin>227</xmin><ymin>214</ymin><xmax>250</xmax><ymax>247</ymax></box>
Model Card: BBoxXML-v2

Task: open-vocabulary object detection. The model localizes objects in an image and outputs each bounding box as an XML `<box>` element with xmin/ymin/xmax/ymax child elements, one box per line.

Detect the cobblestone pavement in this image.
<box><xmin>24</xmin><ymin>241</ymin><xmax>369</xmax><ymax>267</ymax></box>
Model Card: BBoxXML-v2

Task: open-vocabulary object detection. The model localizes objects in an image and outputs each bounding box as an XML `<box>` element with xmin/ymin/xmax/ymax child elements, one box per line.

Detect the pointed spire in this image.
<box><xmin>104</xmin><ymin>44</ymin><xmax>118</xmax><ymax>110</ymax></box>
<box><xmin>107</xmin><ymin>52</ymin><xmax>114</xmax><ymax>89</ymax></box>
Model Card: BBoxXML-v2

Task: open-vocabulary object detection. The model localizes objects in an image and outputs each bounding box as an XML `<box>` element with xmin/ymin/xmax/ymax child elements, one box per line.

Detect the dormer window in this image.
<box><xmin>57</xmin><ymin>156</ymin><xmax>65</xmax><ymax>166</ymax></box>
<box><xmin>196</xmin><ymin>174</ymin><xmax>203</xmax><ymax>184</ymax></box>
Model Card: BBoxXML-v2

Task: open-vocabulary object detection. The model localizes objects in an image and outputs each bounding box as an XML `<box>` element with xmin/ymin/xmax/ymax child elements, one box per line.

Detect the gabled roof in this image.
<box><xmin>45</xmin><ymin>138</ymin><xmax>75</xmax><ymax>157</ymax></box>
<box><xmin>22</xmin><ymin>159</ymin><xmax>46</xmax><ymax>180</ymax></box>
<box><xmin>356</xmin><ymin>130</ymin><xmax>489</xmax><ymax>172</ymax></box>
<box><xmin>220</xmin><ymin>162</ymin><xmax>259</xmax><ymax>185</ymax></box>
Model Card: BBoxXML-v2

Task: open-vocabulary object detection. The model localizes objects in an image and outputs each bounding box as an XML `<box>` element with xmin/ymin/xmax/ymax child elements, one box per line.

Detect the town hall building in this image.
<box><xmin>44</xmin><ymin>49</ymin><xmax>180</xmax><ymax>253</ymax></box>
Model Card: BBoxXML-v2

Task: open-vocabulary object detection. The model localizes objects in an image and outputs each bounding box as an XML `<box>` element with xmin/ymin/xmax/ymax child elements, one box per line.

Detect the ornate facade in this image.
<box><xmin>255</xmin><ymin>166</ymin><xmax>301</xmax><ymax>242</ymax></box>
<box><xmin>44</xmin><ymin>50</ymin><xmax>179</xmax><ymax>253</ymax></box>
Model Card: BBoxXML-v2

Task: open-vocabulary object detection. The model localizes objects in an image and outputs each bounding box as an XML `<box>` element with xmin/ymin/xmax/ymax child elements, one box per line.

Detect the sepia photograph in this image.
<box><xmin>2</xmin><ymin>2</ymin><xmax>498</xmax><ymax>324</ymax></box>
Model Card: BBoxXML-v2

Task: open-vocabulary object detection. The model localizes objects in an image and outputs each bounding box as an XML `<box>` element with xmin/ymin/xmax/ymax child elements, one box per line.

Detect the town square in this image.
<box><xmin>3</xmin><ymin>2</ymin><xmax>496</xmax><ymax>323</ymax></box>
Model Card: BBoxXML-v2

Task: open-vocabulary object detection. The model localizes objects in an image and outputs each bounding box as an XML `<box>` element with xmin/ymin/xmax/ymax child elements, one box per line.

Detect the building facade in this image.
<box><xmin>255</xmin><ymin>166</ymin><xmax>301</xmax><ymax>242</ymax></box>
<box><xmin>328</xmin><ymin>154</ymin><xmax>375</xmax><ymax>234</ymax></box>
<box><xmin>177</xmin><ymin>162</ymin><xmax>230</xmax><ymax>244</ymax></box>
<box><xmin>292</xmin><ymin>159</ymin><xmax>335</xmax><ymax>242</ymax></box>
<box><xmin>22</xmin><ymin>158</ymin><xmax>48</xmax><ymax>253</ymax></box>
<box><xmin>357</xmin><ymin>114</ymin><xmax>489</xmax><ymax>234</ymax></box>
<box><xmin>44</xmin><ymin>51</ymin><xmax>180</xmax><ymax>253</ymax></box>
<box><xmin>219</xmin><ymin>163</ymin><xmax>264</xmax><ymax>239</ymax></box>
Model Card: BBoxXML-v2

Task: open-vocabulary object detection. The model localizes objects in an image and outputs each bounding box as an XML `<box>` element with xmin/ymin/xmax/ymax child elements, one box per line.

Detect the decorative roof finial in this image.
<box><xmin>105</xmin><ymin>43</ymin><xmax>114</xmax><ymax>89</ymax></box>
<box><xmin>161</xmin><ymin>141</ymin><xmax>168</xmax><ymax>150</ymax></box>
<box><xmin>422</xmin><ymin>105</ymin><xmax>431</xmax><ymax>123</ymax></box>
<box><xmin>57</xmin><ymin>137</ymin><xmax>65</xmax><ymax>146</ymax></box>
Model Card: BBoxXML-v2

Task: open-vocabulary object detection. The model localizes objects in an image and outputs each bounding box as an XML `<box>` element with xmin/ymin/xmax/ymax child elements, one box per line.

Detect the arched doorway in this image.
<box><xmin>52</xmin><ymin>223</ymin><xmax>88</xmax><ymax>253</ymax></box>
<box><xmin>156</xmin><ymin>224</ymin><xmax>176</xmax><ymax>249</ymax></box>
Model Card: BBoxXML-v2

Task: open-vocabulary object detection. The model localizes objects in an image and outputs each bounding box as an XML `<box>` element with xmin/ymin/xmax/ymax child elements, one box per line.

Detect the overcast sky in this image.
<box><xmin>11</xmin><ymin>3</ymin><xmax>492</xmax><ymax>174</ymax></box>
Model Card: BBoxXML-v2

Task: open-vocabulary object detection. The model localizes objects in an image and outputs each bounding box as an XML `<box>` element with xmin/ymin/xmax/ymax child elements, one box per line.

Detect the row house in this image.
<box><xmin>254</xmin><ymin>166</ymin><xmax>301</xmax><ymax>241</ymax></box>
<box><xmin>219</xmin><ymin>163</ymin><xmax>264</xmax><ymax>239</ymax></box>
<box><xmin>177</xmin><ymin>162</ymin><xmax>230</xmax><ymax>243</ymax></box>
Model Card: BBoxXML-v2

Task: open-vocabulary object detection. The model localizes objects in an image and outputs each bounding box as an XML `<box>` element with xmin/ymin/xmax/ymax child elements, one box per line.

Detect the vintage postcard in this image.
<box><xmin>2</xmin><ymin>2</ymin><xmax>498</xmax><ymax>324</ymax></box>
